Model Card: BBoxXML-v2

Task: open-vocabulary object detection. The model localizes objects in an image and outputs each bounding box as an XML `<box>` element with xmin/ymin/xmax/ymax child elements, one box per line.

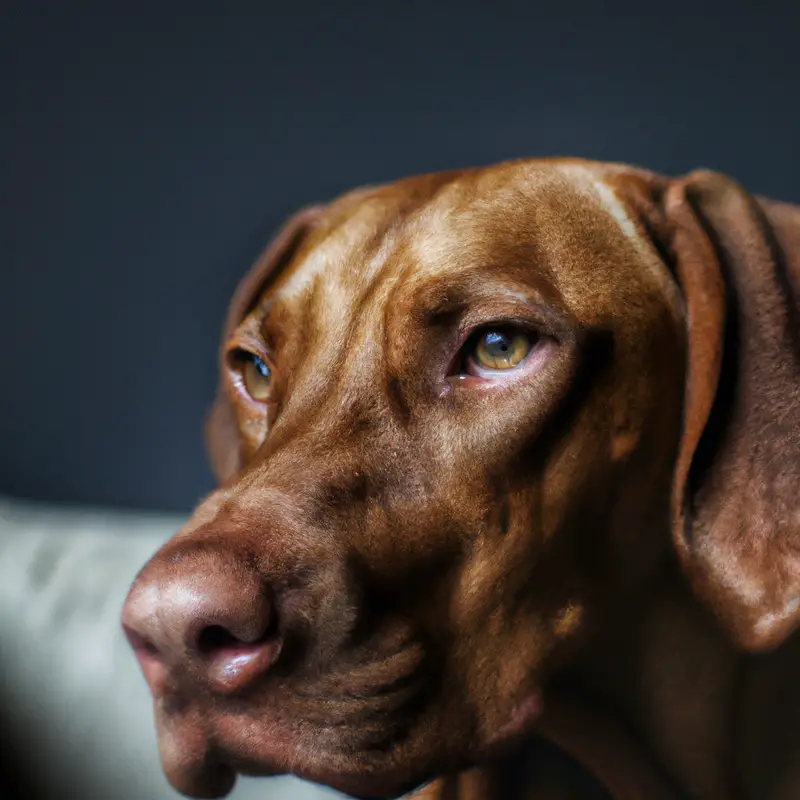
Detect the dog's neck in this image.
<box><xmin>491</xmin><ymin>559</ymin><xmax>799</xmax><ymax>800</ymax></box>
<box><xmin>572</xmin><ymin>569</ymin><xmax>797</xmax><ymax>800</ymax></box>
<box><xmin>546</xmin><ymin>560</ymin><xmax>736</xmax><ymax>799</ymax></box>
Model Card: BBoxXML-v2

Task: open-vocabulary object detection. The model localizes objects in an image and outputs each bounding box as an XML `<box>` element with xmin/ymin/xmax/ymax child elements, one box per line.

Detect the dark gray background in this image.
<box><xmin>2</xmin><ymin>1</ymin><xmax>799</xmax><ymax>513</ymax></box>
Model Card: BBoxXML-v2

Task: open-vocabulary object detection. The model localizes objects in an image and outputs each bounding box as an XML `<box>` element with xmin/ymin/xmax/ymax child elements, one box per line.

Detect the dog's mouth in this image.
<box><xmin>154</xmin><ymin>702</ymin><xmax>430</xmax><ymax>800</ymax></box>
<box><xmin>151</xmin><ymin>644</ymin><xmax>435</xmax><ymax>799</ymax></box>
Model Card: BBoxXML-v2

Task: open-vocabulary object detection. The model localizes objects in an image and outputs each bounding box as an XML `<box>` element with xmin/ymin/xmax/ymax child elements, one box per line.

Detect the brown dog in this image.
<box><xmin>122</xmin><ymin>159</ymin><xmax>800</xmax><ymax>800</ymax></box>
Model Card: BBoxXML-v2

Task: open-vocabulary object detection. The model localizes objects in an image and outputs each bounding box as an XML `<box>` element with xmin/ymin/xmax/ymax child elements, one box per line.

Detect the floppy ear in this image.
<box><xmin>205</xmin><ymin>205</ymin><xmax>323</xmax><ymax>483</ymax></box>
<box><xmin>664</xmin><ymin>170</ymin><xmax>800</xmax><ymax>652</ymax></box>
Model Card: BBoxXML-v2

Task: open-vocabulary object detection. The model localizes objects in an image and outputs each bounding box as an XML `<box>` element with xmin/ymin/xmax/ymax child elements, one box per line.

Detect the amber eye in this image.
<box><xmin>471</xmin><ymin>328</ymin><xmax>532</xmax><ymax>370</ymax></box>
<box><xmin>240</xmin><ymin>353</ymin><xmax>272</xmax><ymax>401</ymax></box>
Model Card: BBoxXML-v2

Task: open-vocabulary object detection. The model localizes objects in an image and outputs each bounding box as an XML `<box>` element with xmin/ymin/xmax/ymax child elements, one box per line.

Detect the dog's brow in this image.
<box><xmin>555</xmin><ymin>163</ymin><xmax>684</xmax><ymax>324</ymax></box>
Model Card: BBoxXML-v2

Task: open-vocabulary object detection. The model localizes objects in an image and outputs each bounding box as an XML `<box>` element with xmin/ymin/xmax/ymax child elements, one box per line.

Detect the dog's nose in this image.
<box><xmin>121</xmin><ymin>548</ymin><xmax>281</xmax><ymax>696</ymax></box>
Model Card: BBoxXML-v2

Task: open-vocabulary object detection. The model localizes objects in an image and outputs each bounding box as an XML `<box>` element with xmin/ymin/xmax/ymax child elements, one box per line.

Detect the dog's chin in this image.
<box><xmin>154</xmin><ymin>697</ymin><xmax>443</xmax><ymax>800</ymax></box>
<box><xmin>154</xmin><ymin>686</ymin><xmax>544</xmax><ymax>800</ymax></box>
<box><xmin>159</xmin><ymin>738</ymin><xmax>432</xmax><ymax>800</ymax></box>
<box><xmin>237</xmin><ymin>746</ymin><xmax>434</xmax><ymax>800</ymax></box>
<box><xmin>156</xmin><ymin>708</ymin><xmax>551</xmax><ymax>800</ymax></box>
<box><xmin>295</xmin><ymin>769</ymin><xmax>430</xmax><ymax>800</ymax></box>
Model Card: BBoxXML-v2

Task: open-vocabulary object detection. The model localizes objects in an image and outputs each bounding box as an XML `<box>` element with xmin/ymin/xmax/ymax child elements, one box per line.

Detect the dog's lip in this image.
<box><xmin>155</xmin><ymin>703</ymin><xmax>238</xmax><ymax>799</ymax></box>
<box><xmin>153</xmin><ymin>668</ymin><xmax>431</xmax><ymax>799</ymax></box>
<box><xmin>180</xmin><ymin>726</ymin><xmax>426</xmax><ymax>800</ymax></box>
<box><xmin>148</xmin><ymin>628</ymin><xmax>431</xmax><ymax>797</ymax></box>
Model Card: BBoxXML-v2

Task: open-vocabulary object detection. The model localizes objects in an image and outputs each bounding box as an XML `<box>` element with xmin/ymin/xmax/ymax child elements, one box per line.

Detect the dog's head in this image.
<box><xmin>122</xmin><ymin>160</ymin><xmax>799</xmax><ymax>798</ymax></box>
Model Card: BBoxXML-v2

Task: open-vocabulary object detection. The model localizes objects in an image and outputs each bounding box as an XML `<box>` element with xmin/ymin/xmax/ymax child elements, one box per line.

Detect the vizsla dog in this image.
<box><xmin>122</xmin><ymin>159</ymin><xmax>800</xmax><ymax>800</ymax></box>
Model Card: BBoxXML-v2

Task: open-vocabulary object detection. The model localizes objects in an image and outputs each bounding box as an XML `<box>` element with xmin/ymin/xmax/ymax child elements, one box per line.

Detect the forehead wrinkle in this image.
<box><xmin>272</xmin><ymin>171</ymin><xmax>464</xmax><ymax>326</ymax></box>
<box><xmin>273</xmin><ymin>197</ymin><xmax>391</xmax><ymax>305</ymax></box>
<box><xmin>266</xmin><ymin>216</ymin><xmax>413</xmax><ymax>431</ymax></box>
<box><xmin>266</xmin><ymin>208</ymin><xmax>386</xmax><ymax>369</ymax></box>
<box><xmin>398</xmin><ymin>169</ymin><xmax>573</xmax><ymax>289</ymax></box>
<box><xmin>402</xmin><ymin>183</ymin><xmax>477</xmax><ymax>278</ymax></box>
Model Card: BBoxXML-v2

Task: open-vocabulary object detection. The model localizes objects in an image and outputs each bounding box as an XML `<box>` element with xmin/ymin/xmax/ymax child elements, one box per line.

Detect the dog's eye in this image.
<box><xmin>470</xmin><ymin>328</ymin><xmax>532</xmax><ymax>371</ymax></box>
<box><xmin>240</xmin><ymin>353</ymin><xmax>272</xmax><ymax>401</ymax></box>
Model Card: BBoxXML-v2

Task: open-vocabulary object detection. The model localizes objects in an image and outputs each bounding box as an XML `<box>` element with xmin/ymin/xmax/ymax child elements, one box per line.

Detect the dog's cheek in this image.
<box><xmin>446</xmin><ymin>550</ymin><xmax>552</xmax><ymax>724</ymax></box>
<box><xmin>440</xmin><ymin>417</ymin><xmax>618</xmax><ymax>730</ymax></box>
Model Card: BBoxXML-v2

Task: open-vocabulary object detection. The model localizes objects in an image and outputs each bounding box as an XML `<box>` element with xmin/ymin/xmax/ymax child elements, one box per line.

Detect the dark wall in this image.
<box><xmin>2</xmin><ymin>1</ymin><xmax>799</xmax><ymax>512</ymax></box>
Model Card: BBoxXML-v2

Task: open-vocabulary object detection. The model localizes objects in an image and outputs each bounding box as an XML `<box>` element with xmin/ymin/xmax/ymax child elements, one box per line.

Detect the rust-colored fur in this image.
<box><xmin>123</xmin><ymin>159</ymin><xmax>800</xmax><ymax>799</ymax></box>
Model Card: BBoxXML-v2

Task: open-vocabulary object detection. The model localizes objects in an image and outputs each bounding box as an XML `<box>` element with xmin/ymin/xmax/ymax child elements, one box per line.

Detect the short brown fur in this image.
<box><xmin>123</xmin><ymin>159</ymin><xmax>800</xmax><ymax>800</ymax></box>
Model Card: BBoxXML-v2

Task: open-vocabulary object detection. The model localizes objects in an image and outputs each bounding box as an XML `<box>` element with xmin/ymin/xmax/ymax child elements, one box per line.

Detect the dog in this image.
<box><xmin>122</xmin><ymin>158</ymin><xmax>800</xmax><ymax>799</ymax></box>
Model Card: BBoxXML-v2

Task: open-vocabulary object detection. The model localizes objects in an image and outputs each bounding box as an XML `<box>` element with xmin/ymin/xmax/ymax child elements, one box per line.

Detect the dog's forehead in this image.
<box><xmin>266</xmin><ymin>161</ymin><xmax>675</xmax><ymax>334</ymax></box>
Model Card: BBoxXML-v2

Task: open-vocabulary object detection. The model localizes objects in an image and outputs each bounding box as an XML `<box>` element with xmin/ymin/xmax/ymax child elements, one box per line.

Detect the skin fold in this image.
<box><xmin>122</xmin><ymin>158</ymin><xmax>800</xmax><ymax>799</ymax></box>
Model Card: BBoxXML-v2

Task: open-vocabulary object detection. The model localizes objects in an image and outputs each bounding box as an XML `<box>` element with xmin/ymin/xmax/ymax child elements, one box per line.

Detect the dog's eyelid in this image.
<box><xmin>227</xmin><ymin>346</ymin><xmax>268</xmax><ymax>369</ymax></box>
<box><xmin>225</xmin><ymin>325</ymin><xmax>275</xmax><ymax>364</ymax></box>
<box><xmin>228</xmin><ymin>314</ymin><xmax>266</xmax><ymax>345</ymax></box>
<box><xmin>456</xmin><ymin>301</ymin><xmax>571</xmax><ymax>344</ymax></box>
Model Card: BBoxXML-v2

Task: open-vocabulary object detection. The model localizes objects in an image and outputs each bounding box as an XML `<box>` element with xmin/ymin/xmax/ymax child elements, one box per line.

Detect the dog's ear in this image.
<box><xmin>205</xmin><ymin>206</ymin><xmax>324</xmax><ymax>483</ymax></box>
<box><xmin>663</xmin><ymin>170</ymin><xmax>800</xmax><ymax>652</ymax></box>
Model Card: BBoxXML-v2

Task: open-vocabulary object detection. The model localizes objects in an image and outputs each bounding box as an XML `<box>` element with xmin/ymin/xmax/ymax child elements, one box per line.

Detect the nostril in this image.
<box><xmin>195</xmin><ymin>615</ymin><xmax>282</xmax><ymax>695</ymax></box>
<box><xmin>196</xmin><ymin>624</ymin><xmax>242</xmax><ymax>655</ymax></box>
<box><xmin>195</xmin><ymin>610</ymin><xmax>280</xmax><ymax>657</ymax></box>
